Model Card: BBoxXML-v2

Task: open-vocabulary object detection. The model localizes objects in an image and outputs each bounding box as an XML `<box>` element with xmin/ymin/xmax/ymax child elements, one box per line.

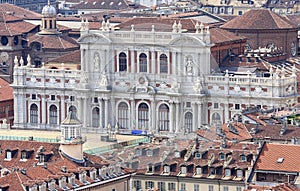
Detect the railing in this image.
<box><xmin>84</xmin><ymin>136</ymin><xmax>150</xmax><ymax>155</ymax></box>
<box><xmin>0</xmin><ymin>135</ymin><xmax>59</xmax><ymax>143</ymax></box>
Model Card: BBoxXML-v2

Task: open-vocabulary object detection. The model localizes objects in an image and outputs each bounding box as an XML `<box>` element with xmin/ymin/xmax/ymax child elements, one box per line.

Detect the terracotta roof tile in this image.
<box><xmin>255</xmin><ymin>143</ymin><xmax>300</xmax><ymax>172</ymax></box>
<box><xmin>28</xmin><ymin>34</ymin><xmax>79</xmax><ymax>50</ymax></box>
<box><xmin>0</xmin><ymin>3</ymin><xmax>41</xmax><ymax>20</ymax></box>
<box><xmin>0</xmin><ymin>78</ymin><xmax>13</xmax><ymax>101</ymax></box>
<box><xmin>221</xmin><ymin>9</ymin><xmax>297</xmax><ymax>30</ymax></box>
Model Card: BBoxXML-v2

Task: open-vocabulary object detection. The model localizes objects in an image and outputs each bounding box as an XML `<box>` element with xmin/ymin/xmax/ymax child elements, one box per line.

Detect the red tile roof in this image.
<box><xmin>0</xmin><ymin>3</ymin><xmax>41</xmax><ymax>20</ymax></box>
<box><xmin>0</xmin><ymin>78</ymin><xmax>13</xmax><ymax>101</ymax></box>
<box><xmin>220</xmin><ymin>9</ymin><xmax>297</xmax><ymax>30</ymax></box>
<box><xmin>0</xmin><ymin>12</ymin><xmax>38</xmax><ymax>36</ymax></box>
<box><xmin>28</xmin><ymin>34</ymin><xmax>79</xmax><ymax>50</ymax></box>
<box><xmin>255</xmin><ymin>143</ymin><xmax>300</xmax><ymax>172</ymax></box>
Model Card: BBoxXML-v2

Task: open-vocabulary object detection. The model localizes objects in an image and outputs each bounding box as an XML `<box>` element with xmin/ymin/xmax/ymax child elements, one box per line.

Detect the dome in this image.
<box><xmin>42</xmin><ymin>3</ymin><xmax>56</xmax><ymax>17</ymax></box>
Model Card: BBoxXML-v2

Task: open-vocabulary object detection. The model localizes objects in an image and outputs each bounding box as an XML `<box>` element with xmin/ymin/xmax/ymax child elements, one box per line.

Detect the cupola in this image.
<box><xmin>59</xmin><ymin>110</ymin><xmax>86</xmax><ymax>163</ymax></box>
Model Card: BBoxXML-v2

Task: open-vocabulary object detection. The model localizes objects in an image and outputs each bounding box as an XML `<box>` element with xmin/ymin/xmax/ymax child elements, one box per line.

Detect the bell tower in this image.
<box><xmin>40</xmin><ymin>0</ymin><xmax>60</xmax><ymax>35</ymax></box>
<box><xmin>59</xmin><ymin>110</ymin><xmax>86</xmax><ymax>163</ymax></box>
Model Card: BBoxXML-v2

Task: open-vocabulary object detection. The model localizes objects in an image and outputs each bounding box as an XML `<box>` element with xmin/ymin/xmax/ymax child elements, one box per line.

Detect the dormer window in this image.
<box><xmin>220</xmin><ymin>153</ymin><xmax>225</xmax><ymax>160</ymax></box>
<box><xmin>181</xmin><ymin>166</ymin><xmax>187</xmax><ymax>174</ymax></box>
<box><xmin>196</xmin><ymin>167</ymin><xmax>202</xmax><ymax>175</ymax></box>
<box><xmin>210</xmin><ymin>167</ymin><xmax>215</xmax><ymax>175</ymax></box>
<box><xmin>136</xmin><ymin>148</ymin><xmax>141</xmax><ymax>156</ymax></box>
<box><xmin>68</xmin><ymin>175</ymin><xmax>76</xmax><ymax>186</ymax></box>
<box><xmin>5</xmin><ymin>151</ymin><xmax>11</xmax><ymax>160</ymax></box>
<box><xmin>29</xmin><ymin>184</ymin><xmax>38</xmax><ymax>191</ymax></box>
<box><xmin>48</xmin><ymin>180</ymin><xmax>55</xmax><ymax>191</ymax></box>
<box><xmin>39</xmin><ymin>182</ymin><xmax>47</xmax><ymax>191</ymax></box>
<box><xmin>225</xmin><ymin>168</ymin><xmax>231</xmax><ymax>176</ymax></box>
<box><xmin>240</xmin><ymin>155</ymin><xmax>246</xmax><ymax>162</ymax></box>
<box><xmin>237</xmin><ymin>169</ymin><xmax>243</xmax><ymax>178</ymax></box>
<box><xmin>80</xmin><ymin>172</ymin><xmax>88</xmax><ymax>183</ymax></box>
<box><xmin>195</xmin><ymin>153</ymin><xmax>201</xmax><ymax>159</ymax></box>
<box><xmin>59</xmin><ymin>177</ymin><xmax>67</xmax><ymax>189</ymax></box>
<box><xmin>147</xmin><ymin>164</ymin><xmax>153</xmax><ymax>173</ymax></box>
<box><xmin>21</xmin><ymin>151</ymin><xmax>28</xmax><ymax>160</ymax></box>
<box><xmin>39</xmin><ymin>154</ymin><xmax>45</xmax><ymax>163</ymax></box>
<box><xmin>90</xmin><ymin>170</ymin><xmax>98</xmax><ymax>181</ymax></box>
<box><xmin>163</xmin><ymin>165</ymin><xmax>170</xmax><ymax>174</ymax></box>
<box><xmin>147</xmin><ymin>149</ymin><xmax>153</xmax><ymax>156</ymax></box>
<box><xmin>174</xmin><ymin>151</ymin><xmax>180</xmax><ymax>158</ymax></box>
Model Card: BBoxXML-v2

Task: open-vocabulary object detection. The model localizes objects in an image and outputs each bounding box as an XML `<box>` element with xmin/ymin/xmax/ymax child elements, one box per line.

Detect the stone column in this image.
<box><xmin>224</xmin><ymin>103</ymin><xmax>229</xmax><ymax>124</ymax></box>
<box><xmin>172</xmin><ymin>51</ymin><xmax>176</xmax><ymax>75</ymax></box>
<box><xmin>131</xmin><ymin>49</ymin><xmax>135</xmax><ymax>73</ymax></box>
<box><xmin>77</xmin><ymin>97</ymin><xmax>82</xmax><ymax>122</ymax></box>
<box><xmin>13</xmin><ymin>92</ymin><xmax>19</xmax><ymax>126</ymax></box>
<box><xmin>41</xmin><ymin>95</ymin><xmax>46</xmax><ymax>127</ymax></box>
<box><xmin>83</xmin><ymin>97</ymin><xmax>88</xmax><ymax>128</ymax></box>
<box><xmin>192</xmin><ymin>102</ymin><xmax>197</xmax><ymax>132</ymax></box>
<box><xmin>169</xmin><ymin>101</ymin><xmax>174</xmax><ymax>133</ymax></box>
<box><xmin>175</xmin><ymin>102</ymin><xmax>180</xmax><ymax>133</ymax></box>
<box><xmin>151</xmin><ymin>51</ymin><xmax>155</xmax><ymax>74</ymax></box>
<box><xmin>130</xmin><ymin>98</ymin><xmax>135</xmax><ymax>130</ymax></box>
<box><xmin>104</xmin><ymin>98</ymin><xmax>109</xmax><ymax>128</ymax></box>
<box><xmin>99</xmin><ymin>98</ymin><xmax>104</xmax><ymax>129</ymax></box>
<box><xmin>197</xmin><ymin>103</ymin><xmax>203</xmax><ymax>128</ymax></box>
<box><xmin>60</xmin><ymin>96</ymin><xmax>65</xmax><ymax>122</ymax></box>
<box><xmin>151</xmin><ymin>100</ymin><xmax>156</xmax><ymax>133</ymax></box>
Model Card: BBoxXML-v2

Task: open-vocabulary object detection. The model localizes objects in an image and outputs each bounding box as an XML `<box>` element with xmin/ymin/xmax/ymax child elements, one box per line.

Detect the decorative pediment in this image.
<box><xmin>169</xmin><ymin>36</ymin><xmax>205</xmax><ymax>47</ymax></box>
<box><xmin>77</xmin><ymin>33</ymin><xmax>111</xmax><ymax>44</ymax></box>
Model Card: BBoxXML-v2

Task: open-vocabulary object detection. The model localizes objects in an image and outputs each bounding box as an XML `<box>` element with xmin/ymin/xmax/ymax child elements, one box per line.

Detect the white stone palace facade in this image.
<box><xmin>11</xmin><ymin>19</ymin><xmax>298</xmax><ymax>134</ymax></box>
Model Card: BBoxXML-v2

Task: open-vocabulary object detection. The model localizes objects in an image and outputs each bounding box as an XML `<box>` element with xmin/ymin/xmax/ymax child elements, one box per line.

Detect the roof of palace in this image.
<box><xmin>0</xmin><ymin>77</ymin><xmax>13</xmax><ymax>102</ymax></box>
<box><xmin>28</xmin><ymin>34</ymin><xmax>79</xmax><ymax>50</ymax></box>
<box><xmin>220</xmin><ymin>9</ymin><xmax>297</xmax><ymax>30</ymax></box>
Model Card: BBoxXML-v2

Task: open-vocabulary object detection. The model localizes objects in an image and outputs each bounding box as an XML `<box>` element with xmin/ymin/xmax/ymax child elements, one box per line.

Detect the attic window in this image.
<box><xmin>5</xmin><ymin>150</ymin><xmax>12</xmax><ymax>160</ymax></box>
<box><xmin>136</xmin><ymin>149</ymin><xmax>141</xmax><ymax>156</ymax></box>
<box><xmin>196</xmin><ymin>167</ymin><xmax>202</xmax><ymax>175</ymax></box>
<box><xmin>163</xmin><ymin>165</ymin><xmax>170</xmax><ymax>173</ymax></box>
<box><xmin>220</xmin><ymin>153</ymin><xmax>225</xmax><ymax>160</ymax></box>
<box><xmin>147</xmin><ymin>149</ymin><xmax>153</xmax><ymax>156</ymax></box>
<box><xmin>21</xmin><ymin>151</ymin><xmax>27</xmax><ymax>160</ymax></box>
<box><xmin>277</xmin><ymin>157</ymin><xmax>284</xmax><ymax>163</ymax></box>
<box><xmin>110</xmin><ymin>2</ymin><xmax>114</xmax><ymax>5</ymax></box>
<box><xmin>181</xmin><ymin>166</ymin><xmax>187</xmax><ymax>174</ymax></box>
<box><xmin>195</xmin><ymin>153</ymin><xmax>201</xmax><ymax>159</ymax></box>
<box><xmin>118</xmin><ymin>2</ymin><xmax>122</xmax><ymax>5</ymax></box>
<box><xmin>93</xmin><ymin>1</ymin><xmax>96</xmax><ymax>5</ymax></box>
<box><xmin>101</xmin><ymin>2</ymin><xmax>105</xmax><ymax>5</ymax></box>
<box><xmin>241</xmin><ymin>155</ymin><xmax>246</xmax><ymax>162</ymax></box>
<box><xmin>147</xmin><ymin>164</ymin><xmax>153</xmax><ymax>173</ymax></box>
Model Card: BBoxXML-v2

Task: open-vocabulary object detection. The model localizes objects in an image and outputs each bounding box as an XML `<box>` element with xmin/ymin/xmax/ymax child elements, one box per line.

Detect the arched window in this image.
<box><xmin>158</xmin><ymin>104</ymin><xmax>169</xmax><ymax>131</ymax></box>
<box><xmin>30</xmin><ymin>104</ymin><xmax>38</xmax><ymax>124</ymax></box>
<box><xmin>139</xmin><ymin>53</ymin><xmax>147</xmax><ymax>72</ymax></box>
<box><xmin>49</xmin><ymin>105</ymin><xmax>58</xmax><ymax>125</ymax></box>
<box><xmin>119</xmin><ymin>52</ymin><xmax>127</xmax><ymax>72</ymax></box>
<box><xmin>185</xmin><ymin>112</ymin><xmax>193</xmax><ymax>133</ymax></box>
<box><xmin>68</xmin><ymin>106</ymin><xmax>77</xmax><ymax>115</ymax></box>
<box><xmin>160</xmin><ymin>54</ymin><xmax>168</xmax><ymax>73</ymax></box>
<box><xmin>212</xmin><ymin>112</ymin><xmax>221</xmax><ymax>124</ymax></box>
<box><xmin>49</xmin><ymin>20</ymin><xmax>53</xmax><ymax>29</ymax></box>
<box><xmin>92</xmin><ymin>107</ymin><xmax>100</xmax><ymax>127</ymax></box>
<box><xmin>118</xmin><ymin>102</ymin><xmax>129</xmax><ymax>129</ymax></box>
<box><xmin>138</xmin><ymin>103</ymin><xmax>149</xmax><ymax>130</ymax></box>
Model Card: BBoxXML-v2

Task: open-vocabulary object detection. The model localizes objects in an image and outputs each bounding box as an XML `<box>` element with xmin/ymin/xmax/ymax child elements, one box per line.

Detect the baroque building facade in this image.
<box><xmin>11</xmin><ymin>16</ymin><xmax>298</xmax><ymax>134</ymax></box>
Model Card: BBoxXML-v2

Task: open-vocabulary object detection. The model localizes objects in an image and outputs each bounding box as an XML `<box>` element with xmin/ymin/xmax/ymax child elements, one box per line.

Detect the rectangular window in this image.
<box><xmin>21</xmin><ymin>151</ymin><xmax>27</xmax><ymax>159</ymax></box>
<box><xmin>168</xmin><ymin>183</ymin><xmax>176</xmax><ymax>190</ymax></box>
<box><xmin>223</xmin><ymin>186</ymin><xmax>228</xmax><ymax>191</ymax></box>
<box><xmin>133</xmin><ymin>180</ymin><xmax>141</xmax><ymax>190</ymax></box>
<box><xmin>209</xmin><ymin>185</ymin><xmax>214</xmax><ymax>191</ymax></box>
<box><xmin>6</xmin><ymin>151</ymin><xmax>11</xmax><ymax>160</ymax></box>
<box><xmin>94</xmin><ymin>97</ymin><xmax>98</xmax><ymax>103</ymax></box>
<box><xmin>164</xmin><ymin>165</ymin><xmax>170</xmax><ymax>173</ymax></box>
<box><xmin>50</xmin><ymin>95</ymin><xmax>55</xmax><ymax>101</ymax></box>
<box><xmin>181</xmin><ymin>166</ymin><xmax>187</xmax><ymax>174</ymax></box>
<box><xmin>235</xmin><ymin>104</ymin><xmax>240</xmax><ymax>110</ymax></box>
<box><xmin>236</xmin><ymin>187</ymin><xmax>242</xmax><ymax>191</ymax></box>
<box><xmin>196</xmin><ymin>167</ymin><xmax>202</xmax><ymax>175</ymax></box>
<box><xmin>158</xmin><ymin>182</ymin><xmax>166</xmax><ymax>191</ymax></box>
<box><xmin>194</xmin><ymin>184</ymin><xmax>199</xmax><ymax>191</ymax></box>
<box><xmin>181</xmin><ymin>183</ymin><xmax>186</xmax><ymax>191</ymax></box>
<box><xmin>225</xmin><ymin>169</ymin><xmax>231</xmax><ymax>176</ymax></box>
<box><xmin>70</xmin><ymin>96</ymin><xmax>75</xmax><ymax>102</ymax></box>
<box><xmin>237</xmin><ymin>170</ymin><xmax>243</xmax><ymax>178</ymax></box>
<box><xmin>145</xmin><ymin>181</ymin><xmax>154</xmax><ymax>189</ymax></box>
<box><xmin>32</xmin><ymin>94</ymin><xmax>36</xmax><ymax>100</ymax></box>
<box><xmin>214</xmin><ymin>103</ymin><xmax>218</xmax><ymax>109</ymax></box>
<box><xmin>186</xmin><ymin>102</ymin><xmax>191</xmax><ymax>108</ymax></box>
